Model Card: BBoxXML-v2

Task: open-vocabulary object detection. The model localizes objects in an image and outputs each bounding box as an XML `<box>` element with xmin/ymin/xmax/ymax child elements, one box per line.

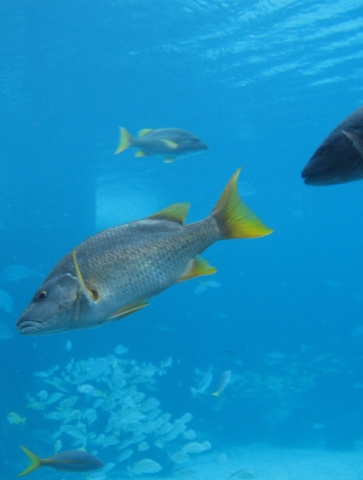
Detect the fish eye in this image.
<box><xmin>35</xmin><ymin>290</ymin><xmax>47</xmax><ymax>302</ymax></box>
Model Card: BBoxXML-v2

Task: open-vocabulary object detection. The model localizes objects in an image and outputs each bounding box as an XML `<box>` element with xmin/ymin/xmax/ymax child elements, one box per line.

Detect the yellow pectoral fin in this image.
<box><xmin>18</xmin><ymin>446</ymin><xmax>42</xmax><ymax>476</ymax></box>
<box><xmin>148</xmin><ymin>203</ymin><xmax>190</xmax><ymax>224</ymax></box>
<box><xmin>161</xmin><ymin>139</ymin><xmax>179</xmax><ymax>149</ymax></box>
<box><xmin>108</xmin><ymin>300</ymin><xmax>149</xmax><ymax>320</ymax></box>
<box><xmin>135</xmin><ymin>150</ymin><xmax>148</xmax><ymax>157</ymax></box>
<box><xmin>72</xmin><ymin>251</ymin><xmax>98</xmax><ymax>303</ymax></box>
<box><xmin>138</xmin><ymin>128</ymin><xmax>154</xmax><ymax>137</ymax></box>
<box><xmin>178</xmin><ymin>257</ymin><xmax>217</xmax><ymax>282</ymax></box>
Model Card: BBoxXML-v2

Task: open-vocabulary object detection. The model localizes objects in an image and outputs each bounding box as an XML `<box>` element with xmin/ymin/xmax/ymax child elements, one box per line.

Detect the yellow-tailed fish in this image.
<box><xmin>17</xmin><ymin>446</ymin><xmax>104</xmax><ymax>476</ymax></box>
<box><xmin>115</xmin><ymin>127</ymin><xmax>208</xmax><ymax>162</ymax></box>
<box><xmin>212</xmin><ymin>370</ymin><xmax>232</xmax><ymax>398</ymax></box>
<box><xmin>16</xmin><ymin>169</ymin><xmax>272</xmax><ymax>336</ymax></box>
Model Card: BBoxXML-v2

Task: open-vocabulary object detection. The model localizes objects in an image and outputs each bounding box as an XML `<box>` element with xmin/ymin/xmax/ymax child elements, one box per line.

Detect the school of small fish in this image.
<box><xmin>22</xmin><ymin>345</ymin><xmax>212</xmax><ymax>476</ymax></box>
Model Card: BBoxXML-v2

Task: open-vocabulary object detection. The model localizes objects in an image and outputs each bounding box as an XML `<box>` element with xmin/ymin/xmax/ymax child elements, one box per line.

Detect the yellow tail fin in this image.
<box><xmin>212</xmin><ymin>168</ymin><xmax>273</xmax><ymax>239</ymax></box>
<box><xmin>115</xmin><ymin>127</ymin><xmax>132</xmax><ymax>154</ymax></box>
<box><xmin>18</xmin><ymin>446</ymin><xmax>42</xmax><ymax>476</ymax></box>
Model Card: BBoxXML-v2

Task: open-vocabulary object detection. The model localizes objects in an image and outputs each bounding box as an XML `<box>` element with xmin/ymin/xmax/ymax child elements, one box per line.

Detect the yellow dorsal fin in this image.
<box><xmin>161</xmin><ymin>139</ymin><xmax>179</xmax><ymax>149</ymax></box>
<box><xmin>18</xmin><ymin>446</ymin><xmax>43</xmax><ymax>476</ymax></box>
<box><xmin>138</xmin><ymin>128</ymin><xmax>154</xmax><ymax>137</ymax></box>
<box><xmin>212</xmin><ymin>168</ymin><xmax>273</xmax><ymax>239</ymax></box>
<box><xmin>135</xmin><ymin>150</ymin><xmax>148</xmax><ymax>157</ymax></box>
<box><xmin>72</xmin><ymin>251</ymin><xmax>97</xmax><ymax>303</ymax></box>
<box><xmin>108</xmin><ymin>300</ymin><xmax>149</xmax><ymax>320</ymax></box>
<box><xmin>115</xmin><ymin>127</ymin><xmax>132</xmax><ymax>154</ymax></box>
<box><xmin>148</xmin><ymin>203</ymin><xmax>190</xmax><ymax>224</ymax></box>
<box><xmin>178</xmin><ymin>256</ymin><xmax>217</xmax><ymax>282</ymax></box>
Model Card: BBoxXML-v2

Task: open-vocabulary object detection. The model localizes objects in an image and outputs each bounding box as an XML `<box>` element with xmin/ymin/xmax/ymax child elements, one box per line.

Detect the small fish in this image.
<box><xmin>170</xmin><ymin>451</ymin><xmax>191</xmax><ymax>464</ymax></box>
<box><xmin>65</xmin><ymin>340</ymin><xmax>72</xmax><ymax>351</ymax></box>
<box><xmin>190</xmin><ymin>371</ymin><xmax>213</xmax><ymax>398</ymax></box>
<box><xmin>114</xmin><ymin>344</ymin><xmax>128</xmax><ymax>355</ymax></box>
<box><xmin>0</xmin><ymin>287</ymin><xmax>13</xmax><ymax>313</ymax></box>
<box><xmin>0</xmin><ymin>264</ymin><xmax>44</xmax><ymax>282</ymax></box>
<box><xmin>229</xmin><ymin>469</ymin><xmax>257</xmax><ymax>479</ymax></box>
<box><xmin>212</xmin><ymin>370</ymin><xmax>231</xmax><ymax>398</ymax></box>
<box><xmin>7</xmin><ymin>412</ymin><xmax>26</xmax><ymax>425</ymax></box>
<box><xmin>18</xmin><ymin>446</ymin><xmax>104</xmax><ymax>475</ymax></box>
<box><xmin>194</xmin><ymin>280</ymin><xmax>222</xmax><ymax>295</ymax></box>
<box><xmin>302</xmin><ymin>104</ymin><xmax>363</xmax><ymax>185</ymax></box>
<box><xmin>46</xmin><ymin>392</ymin><xmax>64</xmax><ymax>404</ymax></box>
<box><xmin>17</xmin><ymin>169</ymin><xmax>272</xmax><ymax>336</ymax></box>
<box><xmin>128</xmin><ymin>458</ymin><xmax>162</xmax><ymax>475</ymax></box>
<box><xmin>181</xmin><ymin>441</ymin><xmax>208</xmax><ymax>453</ymax></box>
<box><xmin>115</xmin><ymin>127</ymin><xmax>208</xmax><ymax>163</ymax></box>
<box><xmin>54</xmin><ymin>439</ymin><xmax>62</xmax><ymax>453</ymax></box>
<box><xmin>78</xmin><ymin>384</ymin><xmax>106</xmax><ymax>397</ymax></box>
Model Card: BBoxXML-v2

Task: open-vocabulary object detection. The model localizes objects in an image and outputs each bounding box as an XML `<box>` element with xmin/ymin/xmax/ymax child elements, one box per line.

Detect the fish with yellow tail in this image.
<box><xmin>18</xmin><ymin>446</ymin><xmax>104</xmax><ymax>475</ymax></box>
<box><xmin>115</xmin><ymin>127</ymin><xmax>208</xmax><ymax>162</ymax></box>
<box><xmin>16</xmin><ymin>169</ymin><xmax>272</xmax><ymax>336</ymax></box>
<box><xmin>212</xmin><ymin>370</ymin><xmax>232</xmax><ymax>398</ymax></box>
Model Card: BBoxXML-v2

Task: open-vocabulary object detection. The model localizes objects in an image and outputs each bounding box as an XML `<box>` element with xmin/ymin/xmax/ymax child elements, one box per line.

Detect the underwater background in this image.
<box><xmin>2</xmin><ymin>0</ymin><xmax>363</xmax><ymax>478</ymax></box>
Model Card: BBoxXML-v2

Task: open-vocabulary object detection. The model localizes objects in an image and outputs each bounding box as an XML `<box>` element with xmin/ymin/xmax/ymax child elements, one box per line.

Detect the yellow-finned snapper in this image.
<box><xmin>115</xmin><ymin>127</ymin><xmax>208</xmax><ymax>163</ymax></box>
<box><xmin>18</xmin><ymin>446</ymin><xmax>104</xmax><ymax>476</ymax></box>
<box><xmin>212</xmin><ymin>370</ymin><xmax>232</xmax><ymax>398</ymax></box>
<box><xmin>16</xmin><ymin>169</ymin><xmax>272</xmax><ymax>336</ymax></box>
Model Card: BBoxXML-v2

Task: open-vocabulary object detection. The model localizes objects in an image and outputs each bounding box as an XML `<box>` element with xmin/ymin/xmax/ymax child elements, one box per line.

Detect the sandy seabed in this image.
<box><xmin>131</xmin><ymin>445</ymin><xmax>363</xmax><ymax>480</ymax></box>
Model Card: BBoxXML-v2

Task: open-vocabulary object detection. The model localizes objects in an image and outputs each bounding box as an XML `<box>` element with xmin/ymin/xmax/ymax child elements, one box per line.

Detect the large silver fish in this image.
<box><xmin>115</xmin><ymin>127</ymin><xmax>208</xmax><ymax>162</ymax></box>
<box><xmin>16</xmin><ymin>169</ymin><xmax>272</xmax><ymax>336</ymax></box>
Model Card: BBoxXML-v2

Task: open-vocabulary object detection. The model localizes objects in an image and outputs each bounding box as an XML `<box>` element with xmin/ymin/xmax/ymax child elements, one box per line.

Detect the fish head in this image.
<box><xmin>302</xmin><ymin>139</ymin><xmax>363</xmax><ymax>185</ymax></box>
<box><xmin>16</xmin><ymin>273</ymin><xmax>87</xmax><ymax>335</ymax></box>
<box><xmin>302</xmin><ymin>113</ymin><xmax>363</xmax><ymax>186</ymax></box>
<box><xmin>181</xmin><ymin>135</ymin><xmax>208</xmax><ymax>153</ymax></box>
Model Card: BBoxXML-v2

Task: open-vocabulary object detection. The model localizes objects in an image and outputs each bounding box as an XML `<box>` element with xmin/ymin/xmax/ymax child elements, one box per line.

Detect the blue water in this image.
<box><xmin>2</xmin><ymin>0</ymin><xmax>363</xmax><ymax>477</ymax></box>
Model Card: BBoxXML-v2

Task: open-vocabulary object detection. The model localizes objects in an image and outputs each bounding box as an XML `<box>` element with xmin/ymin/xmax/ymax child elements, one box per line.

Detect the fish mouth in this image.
<box><xmin>16</xmin><ymin>319</ymin><xmax>47</xmax><ymax>335</ymax></box>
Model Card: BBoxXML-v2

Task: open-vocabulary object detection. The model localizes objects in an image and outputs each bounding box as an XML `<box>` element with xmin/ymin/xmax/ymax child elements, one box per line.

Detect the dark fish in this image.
<box><xmin>16</xmin><ymin>169</ymin><xmax>272</xmax><ymax>336</ymax></box>
<box><xmin>18</xmin><ymin>446</ymin><xmax>104</xmax><ymax>475</ymax></box>
<box><xmin>302</xmin><ymin>105</ymin><xmax>363</xmax><ymax>185</ymax></box>
<box><xmin>115</xmin><ymin>127</ymin><xmax>208</xmax><ymax>162</ymax></box>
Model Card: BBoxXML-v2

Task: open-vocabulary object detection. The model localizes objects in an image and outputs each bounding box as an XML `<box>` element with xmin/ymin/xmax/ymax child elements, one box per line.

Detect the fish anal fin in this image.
<box><xmin>161</xmin><ymin>139</ymin><xmax>179</xmax><ymax>149</ymax></box>
<box><xmin>178</xmin><ymin>256</ymin><xmax>217</xmax><ymax>282</ymax></box>
<box><xmin>342</xmin><ymin>130</ymin><xmax>363</xmax><ymax>157</ymax></box>
<box><xmin>148</xmin><ymin>203</ymin><xmax>190</xmax><ymax>224</ymax></box>
<box><xmin>135</xmin><ymin>150</ymin><xmax>148</xmax><ymax>157</ymax></box>
<box><xmin>138</xmin><ymin>128</ymin><xmax>154</xmax><ymax>137</ymax></box>
<box><xmin>108</xmin><ymin>301</ymin><xmax>149</xmax><ymax>321</ymax></box>
<box><xmin>72</xmin><ymin>251</ymin><xmax>98</xmax><ymax>304</ymax></box>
